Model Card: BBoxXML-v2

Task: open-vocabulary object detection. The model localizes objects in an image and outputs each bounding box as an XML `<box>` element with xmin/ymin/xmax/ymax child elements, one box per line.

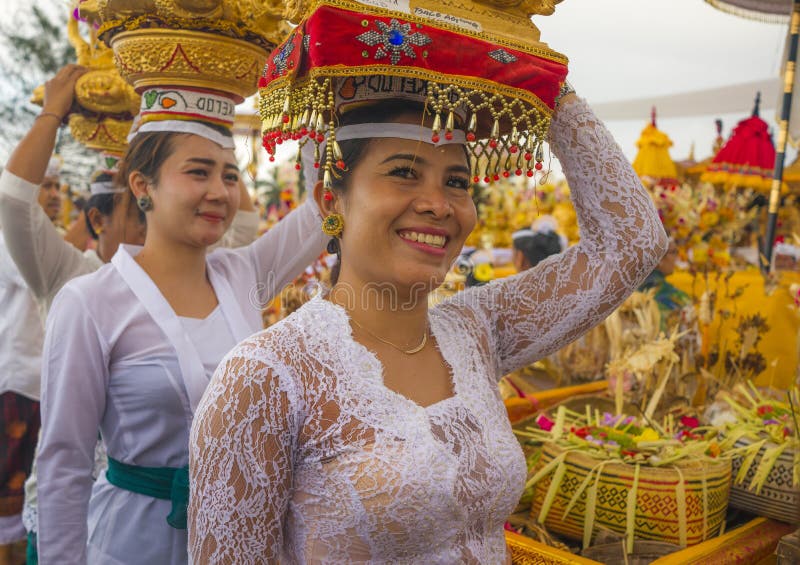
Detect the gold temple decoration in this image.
<box><xmin>77</xmin><ymin>0</ymin><xmax>289</xmax><ymax>101</ymax></box>
<box><xmin>32</xmin><ymin>14</ymin><xmax>140</xmax><ymax>155</ymax></box>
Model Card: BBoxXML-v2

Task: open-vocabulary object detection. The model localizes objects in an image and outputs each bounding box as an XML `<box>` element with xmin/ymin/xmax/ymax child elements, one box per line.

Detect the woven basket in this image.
<box><xmin>729</xmin><ymin>437</ymin><xmax>800</xmax><ymax>524</ymax></box>
<box><xmin>582</xmin><ymin>540</ymin><xmax>680</xmax><ymax>564</ymax></box>
<box><xmin>530</xmin><ymin>443</ymin><xmax>731</xmax><ymax>547</ymax></box>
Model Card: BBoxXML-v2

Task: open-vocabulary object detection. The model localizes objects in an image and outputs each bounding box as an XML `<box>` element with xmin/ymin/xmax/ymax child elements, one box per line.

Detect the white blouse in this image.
<box><xmin>179</xmin><ymin>306</ymin><xmax>235</xmax><ymax>380</ymax></box>
<box><xmin>0</xmin><ymin>231</ymin><xmax>43</xmax><ymax>400</ymax></box>
<box><xmin>188</xmin><ymin>98</ymin><xmax>669</xmax><ymax>564</ymax></box>
<box><xmin>37</xmin><ymin>197</ymin><xmax>327</xmax><ymax>564</ymax></box>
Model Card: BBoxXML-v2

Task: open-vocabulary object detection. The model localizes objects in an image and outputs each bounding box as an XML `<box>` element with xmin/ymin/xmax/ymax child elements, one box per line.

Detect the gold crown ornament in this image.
<box><xmin>76</xmin><ymin>0</ymin><xmax>289</xmax><ymax>102</ymax></box>
<box><xmin>259</xmin><ymin>0</ymin><xmax>568</xmax><ymax>186</ymax></box>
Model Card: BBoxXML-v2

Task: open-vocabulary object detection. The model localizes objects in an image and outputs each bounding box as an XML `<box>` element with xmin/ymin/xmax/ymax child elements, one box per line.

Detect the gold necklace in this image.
<box><xmin>350</xmin><ymin>317</ymin><xmax>428</xmax><ymax>355</ymax></box>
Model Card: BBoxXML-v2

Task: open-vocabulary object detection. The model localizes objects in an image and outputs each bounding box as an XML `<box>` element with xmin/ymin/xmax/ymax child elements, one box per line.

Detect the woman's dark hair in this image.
<box><xmin>513</xmin><ymin>231</ymin><xmax>563</xmax><ymax>269</ymax></box>
<box><xmin>322</xmin><ymin>101</ymin><xmax>469</xmax><ymax>285</ymax></box>
<box><xmin>83</xmin><ymin>172</ymin><xmax>145</xmax><ymax>239</ymax></box>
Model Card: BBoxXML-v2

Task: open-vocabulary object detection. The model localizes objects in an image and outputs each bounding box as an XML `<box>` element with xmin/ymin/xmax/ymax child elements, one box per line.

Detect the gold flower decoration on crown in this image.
<box><xmin>81</xmin><ymin>0</ymin><xmax>288</xmax><ymax>46</ymax></box>
<box><xmin>281</xmin><ymin>0</ymin><xmax>565</xmax><ymax>48</ymax></box>
<box><xmin>285</xmin><ymin>0</ymin><xmax>563</xmax><ymax>22</ymax></box>
<box><xmin>475</xmin><ymin>0</ymin><xmax>564</xmax><ymax>16</ymax></box>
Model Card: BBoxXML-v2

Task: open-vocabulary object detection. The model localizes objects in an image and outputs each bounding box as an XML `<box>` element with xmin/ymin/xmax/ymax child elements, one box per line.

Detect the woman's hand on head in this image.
<box><xmin>43</xmin><ymin>64</ymin><xmax>88</xmax><ymax>119</ymax></box>
<box><xmin>555</xmin><ymin>92</ymin><xmax>577</xmax><ymax>110</ymax></box>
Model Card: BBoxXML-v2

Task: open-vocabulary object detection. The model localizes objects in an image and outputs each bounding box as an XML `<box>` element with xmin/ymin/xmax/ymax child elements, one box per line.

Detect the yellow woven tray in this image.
<box><xmin>530</xmin><ymin>443</ymin><xmax>731</xmax><ymax>548</ymax></box>
<box><xmin>506</xmin><ymin>517</ymin><xmax>794</xmax><ymax>565</ymax></box>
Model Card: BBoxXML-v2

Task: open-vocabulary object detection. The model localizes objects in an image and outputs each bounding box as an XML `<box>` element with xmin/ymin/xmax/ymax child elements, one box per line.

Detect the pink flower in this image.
<box><xmin>680</xmin><ymin>416</ymin><xmax>699</xmax><ymax>429</ymax></box>
<box><xmin>536</xmin><ymin>414</ymin><xmax>554</xmax><ymax>431</ymax></box>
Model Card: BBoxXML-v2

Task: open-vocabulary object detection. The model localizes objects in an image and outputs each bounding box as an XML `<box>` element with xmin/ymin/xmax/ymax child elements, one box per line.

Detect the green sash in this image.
<box><xmin>26</xmin><ymin>530</ymin><xmax>37</xmax><ymax>565</ymax></box>
<box><xmin>105</xmin><ymin>457</ymin><xmax>189</xmax><ymax>529</ymax></box>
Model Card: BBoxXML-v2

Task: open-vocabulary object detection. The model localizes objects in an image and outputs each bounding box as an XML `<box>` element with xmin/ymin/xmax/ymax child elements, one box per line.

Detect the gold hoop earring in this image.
<box><xmin>321</xmin><ymin>213</ymin><xmax>344</xmax><ymax>237</ymax></box>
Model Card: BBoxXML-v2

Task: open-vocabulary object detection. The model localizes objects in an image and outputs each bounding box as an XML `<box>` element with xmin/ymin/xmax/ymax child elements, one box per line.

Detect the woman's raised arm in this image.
<box><xmin>450</xmin><ymin>94</ymin><xmax>668</xmax><ymax>378</ymax></box>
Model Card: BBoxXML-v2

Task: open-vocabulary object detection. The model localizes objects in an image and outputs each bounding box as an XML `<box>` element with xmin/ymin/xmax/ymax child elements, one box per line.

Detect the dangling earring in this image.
<box><xmin>321</xmin><ymin>213</ymin><xmax>344</xmax><ymax>237</ymax></box>
<box><xmin>136</xmin><ymin>194</ymin><xmax>153</xmax><ymax>212</ymax></box>
<box><xmin>326</xmin><ymin>238</ymin><xmax>339</xmax><ymax>255</ymax></box>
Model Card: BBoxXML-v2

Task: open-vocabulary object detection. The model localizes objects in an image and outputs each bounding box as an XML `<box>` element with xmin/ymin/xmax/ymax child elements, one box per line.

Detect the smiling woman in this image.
<box><xmin>321</xmin><ymin>101</ymin><xmax>475</xmax><ymax>289</ymax></box>
<box><xmin>33</xmin><ymin>80</ymin><xmax>328</xmax><ymax>563</ymax></box>
<box><xmin>188</xmin><ymin>2</ymin><xmax>667</xmax><ymax>562</ymax></box>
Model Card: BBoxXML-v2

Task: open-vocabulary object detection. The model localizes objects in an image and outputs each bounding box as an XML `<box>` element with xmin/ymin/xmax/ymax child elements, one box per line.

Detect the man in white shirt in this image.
<box><xmin>37</xmin><ymin>158</ymin><xmax>62</xmax><ymax>225</ymax></box>
<box><xmin>0</xmin><ymin>208</ymin><xmax>47</xmax><ymax>564</ymax></box>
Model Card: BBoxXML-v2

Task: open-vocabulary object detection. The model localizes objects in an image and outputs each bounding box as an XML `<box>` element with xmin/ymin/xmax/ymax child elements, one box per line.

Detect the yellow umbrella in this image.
<box><xmin>632</xmin><ymin>108</ymin><xmax>678</xmax><ymax>181</ymax></box>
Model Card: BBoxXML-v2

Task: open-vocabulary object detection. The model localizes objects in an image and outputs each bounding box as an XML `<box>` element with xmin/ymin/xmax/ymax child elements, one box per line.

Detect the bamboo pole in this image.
<box><xmin>763</xmin><ymin>0</ymin><xmax>800</xmax><ymax>271</ymax></box>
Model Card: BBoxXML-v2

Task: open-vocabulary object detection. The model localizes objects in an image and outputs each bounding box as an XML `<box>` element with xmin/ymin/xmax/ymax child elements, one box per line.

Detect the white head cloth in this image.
<box><xmin>44</xmin><ymin>157</ymin><xmax>61</xmax><ymax>178</ymax></box>
<box><xmin>302</xmin><ymin>122</ymin><xmax>467</xmax><ymax>195</ymax></box>
<box><xmin>511</xmin><ymin>228</ymin><xmax>534</xmax><ymax>241</ymax></box>
<box><xmin>129</xmin><ymin>119</ymin><xmax>235</xmax><ymax>150</ymax></box>
<box><xmin>531</xmin><ymin>215</ymin><xmax>560</xmax><ymax>235</ymax></box>
<box><xmin>127</xmin><ymin>87</ymin><xmax>236</xmax><ymax>149</ymax></box>
<box><xmin>90</xmin><ymin>181</ymin><xmax>126</xmax><ymax>196</ymax></box>
<box><xmin>513</xmin><ymin>214</ymin><xmax>567</xmax><ymax>251</ymax></box>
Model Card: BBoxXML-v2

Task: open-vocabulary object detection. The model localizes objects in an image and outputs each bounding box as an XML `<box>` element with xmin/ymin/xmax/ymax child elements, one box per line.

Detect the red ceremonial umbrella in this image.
<box><xmin>706</xmin><ymin>0</ymin><xmax>796</xmax><ymax>268</ymax></box>
<box><xmin>701</xmin><ymin>93</ymin><xmax>778</xmax><ymax>192</ymax></box>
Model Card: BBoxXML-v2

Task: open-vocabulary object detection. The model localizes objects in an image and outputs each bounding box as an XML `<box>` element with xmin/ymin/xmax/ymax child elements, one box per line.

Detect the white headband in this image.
<box><xmin>513</xmin><ymin>215</ymin><xmax>567</xmax><ymax>251</ymax></box>
<box><xmin>512</xmin><ymin>228</ymin><xmax>534</xmax><ymax>241</ymax></box>
<box><xmin>334</xmin><ymin>123</ymin><xmax>466</xmax><ymax>145</ymax></box>
<box><xmin>90</xmin><ymin>181</ymin><xmax>125</xmax><ymax>196</ymax></box>
<box><xmin>302</xmin><ymin>122</ymin><xmax>467</xmax><ymax>195</ymax></box>
<box><xmin>45</xmin><ymin>157</ymin><xmax>61</xmax><ymax>178</ymax></box>
<box><xmin>128</xmin><ymin>120</ymin><xmax>235</xmax><ymax>150</ymax></box>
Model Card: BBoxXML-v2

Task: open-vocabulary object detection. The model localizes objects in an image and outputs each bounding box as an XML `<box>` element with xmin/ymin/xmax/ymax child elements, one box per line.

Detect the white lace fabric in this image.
<box><xmin>188</xmin><ymin>98</ymin><xmax>668</xmax><ymax>564</ymax></box>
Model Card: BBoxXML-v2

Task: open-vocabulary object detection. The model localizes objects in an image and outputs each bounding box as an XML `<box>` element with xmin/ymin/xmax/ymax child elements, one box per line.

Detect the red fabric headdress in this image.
<box><xmin>258</xmin><ymin>0</ymin><xmax>569</xmax><ymax>185</ymax></box>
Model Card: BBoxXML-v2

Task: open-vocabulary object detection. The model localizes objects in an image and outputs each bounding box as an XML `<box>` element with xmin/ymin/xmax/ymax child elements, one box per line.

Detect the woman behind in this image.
<box><xmin>0</xmin><ymin>65</ymin><xmax>263</xmax><ymax>563</ymax></box>
<box><xmin>511</xmin><ymin>216</ymin><xmax>566</xmax><ymax>273</ymax></box>
<box><xmin>35</xmin><ymin>79</ymin><xmax>328</xmax><ymax>563</ymax></box>
<box><xmin>189</xmin><ymin>85</ymin><xmax>668</xmax><ymax>561</ymax></box>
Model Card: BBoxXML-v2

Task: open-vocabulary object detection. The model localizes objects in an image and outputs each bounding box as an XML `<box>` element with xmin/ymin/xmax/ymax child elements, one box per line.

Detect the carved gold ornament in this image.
<box><xmin>68</xmin><ymin>16</ymin><xmax>141</xmax><ymax>116</ymax></box>
<box><xmin>74</xmin><ymin>0</ymin><xmax>288</xmax><ymax>100</ymax></box>
<box><xmin>68</xmin><ymin>113</ymin><xmax>133</xmax><ymax>154</ymax></box>
<box><xmin>110</xmin><ymin>29</ymin><xmax>268</xmax><ymax>101</ymax></box>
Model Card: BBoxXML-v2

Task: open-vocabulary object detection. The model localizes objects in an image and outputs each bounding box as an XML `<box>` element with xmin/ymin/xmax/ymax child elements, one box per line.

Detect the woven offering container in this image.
<box><xmin>729</xmin><ymin>437</ymin><xmax>800</xmax><ymax>524</ymax></box>
<box><xmin>582</xmin><ymin>540</ymin><xmax>680</xmax><ymax>564</ymax></box>
<box><xmin>530</xmin><ymin>442</ymin><xmax>731</xmax><ymax>547</ymax></box>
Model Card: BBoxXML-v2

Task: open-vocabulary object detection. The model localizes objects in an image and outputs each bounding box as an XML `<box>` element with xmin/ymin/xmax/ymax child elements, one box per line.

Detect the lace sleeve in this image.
<box><xmin>189</xmin><ymin>340</ymin><xmax>301</xmax><ymax>564</ymax></box>
<box><xmin>450</xmin><ymin>96</ymin><xmax>668</xmax><ymax>378</ymax></box>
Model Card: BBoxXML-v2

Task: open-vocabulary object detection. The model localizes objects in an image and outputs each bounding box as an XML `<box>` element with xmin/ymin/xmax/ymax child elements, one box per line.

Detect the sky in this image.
<box><xmin>5</xmin><ymin>0</ymin><xmax>790</xmax><ymax>172</ymax></box>
<box><xmin>542</xmin><ymin>0</ymin><xmax>787</xmax><ymax>163</ymax></box>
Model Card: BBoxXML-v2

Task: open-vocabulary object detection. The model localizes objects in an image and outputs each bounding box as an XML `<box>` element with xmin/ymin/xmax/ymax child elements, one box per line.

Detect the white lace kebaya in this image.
<box><xmin>188</xmin><ymin>97</ymin><xmax>669</xmax><ymax>564</ymax></box>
